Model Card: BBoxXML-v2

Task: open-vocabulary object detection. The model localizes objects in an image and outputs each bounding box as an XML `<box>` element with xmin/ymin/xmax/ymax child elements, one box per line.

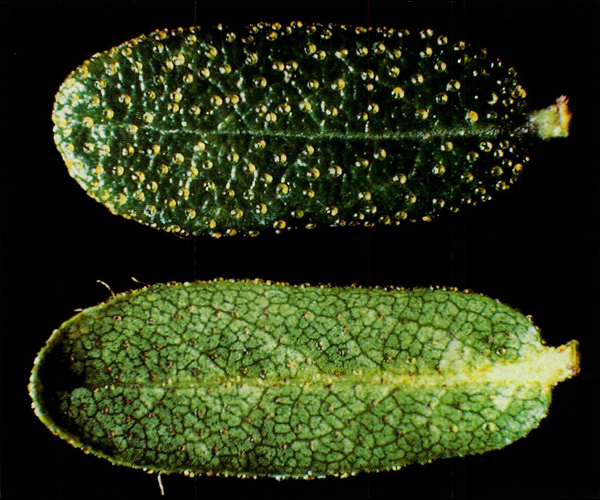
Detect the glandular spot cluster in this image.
<box><xmin>53</xmin><ymin>23</ymin><xmax>530</xmax><ymax>237</ymax></box>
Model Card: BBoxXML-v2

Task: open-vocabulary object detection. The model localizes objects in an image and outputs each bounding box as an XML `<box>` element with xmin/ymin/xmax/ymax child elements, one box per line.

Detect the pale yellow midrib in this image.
<box><xmin>86</xmin><ymin>341</ymin><xmax>578</xmax><ymax>391</ymax></box>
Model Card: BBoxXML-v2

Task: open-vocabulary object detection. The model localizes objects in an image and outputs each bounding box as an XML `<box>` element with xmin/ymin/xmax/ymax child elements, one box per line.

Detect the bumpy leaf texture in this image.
<box><xmin>52</xmin><ymin>23</ymin><xmax>570</xmax><ymax>237</ymax></box>
<box><xmin>30</xmin><ymin>280</ymin><xmax>578</xmax><ymax>477</ymax></box>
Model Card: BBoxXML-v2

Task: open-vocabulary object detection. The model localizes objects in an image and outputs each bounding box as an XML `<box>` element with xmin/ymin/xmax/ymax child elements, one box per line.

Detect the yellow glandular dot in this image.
<box><xmin>116</xmin><ymin>165</ymin><xmax>125</xmax><ymax>176</ymax></box>
<box><xmin>256</xmin><ymin>203</ymin><xmax>268</xmax><ymax>214</ymax></box>
<box><xmin>411</xmin><ymin>74</ymin><xmax>424</xmax><ymax>85</ymax></box>
<box><xmin>405</xmin><ymin>193</ymin><xmax>417</xmax><ymax>204</ymax></box>
<box><xmin>245</xmin><ymin>52</ymin><xmax>259</xmax><ymax>65</ymax></box>
<box><xmin>168</xmin><ymin>199</ymin><xmax>177</xmax><ymax>208</ymax></box>
<box><xmin>331</xmin><ymin>78</ymin><xmax>345</xmax><ymax>91</ymax></box>
<box><xmin>374</xmin><ymin>43</ymin><xmax>386</xmax><ymax>54</ymax></box>
<box><xmin>254</xmin><ymin>76</ymin><xmax>267</xmax><ymax>88</ymax></box>
<box><xmin>144</xmin><ymin>113</ymin><xmax>154</xmax><ymax>123</ymax></box>
<box><xmin>435</xmin><ymin>61</ymin><xmax>447</xmax><ymax>72</ymax></box>
<box><xmin>276</xmin><ymin>183</ymin><xmax>289</xmax><ymax>196</ymax></box>
<box><xmin>362</xmin><ymin>70</ymin><xmax>375</xmax><ymax>81</ymax></box>
<box><xmin>174</xmin><ymin>153</ymin><xmax>185</xmax><ymax>164</ymax></box>
<box><xmin>374</xmin><ymin>148</ymin><xmax>387</xmax><ymax>159</ymax></box>
<box><xmin>432</xmin><ymin>164</ymin><xmax>445</xmax><ymax>175</ymax></box>
<box><xmin>209</xmin><ymin>220</ymin><xmax>217</xmax><ymax>229</ymax></box>
<box><xmin>392</xmin><ymin>87</ymin><xmax>405</xmax><ymax>99</ymax></box>
<box><xmin>206</xmin><ymin>46</ymin><xmax>218</xmax><ymax>58</ymax></box>
<box><xmin>454</xmin><ymin>40</ymin><xmax>466</xmax><ymax>51</ymax></box>
<box><xmin>329</xmin><ymin>165</ymin><xmax>343</xmax><ymax>177</ymax></box>
<box><xmin>273</xmin><ymin>220</ymin><xmax>286</xmax><ymax>230</ymax></box>
<box><xmin>118</xmin><ymin>193</ymin><xmax>128</xmax><ymax>205</ymax></box>
<box><xmin>133</xmin><ymin>171</ymin><xmax>145</xmax><ymax>182</ymax></box>
<box><xmin>104</xmin><ymin>108</ymin><xmax>114</xmax><ymax>119</ymax></box>
<box><xmin>447</xmin><ymin>79</ymin><xmax>461</xmax><ymax>91</ymax></box>
<box><xmin>466</xmin><ymin>152</ymin><xmax>479</xmax><ymax>163</ymax></box>
<box><xmin>262</xmin><ymin>173</ymin><xmax>273</xmax><ymax>184</ymax></box>
<box><xmin>305</xmin><ymin>43</ymin><xmax>317</xmax><ymax>55</ymax></box>
<box><xmin>194</xmin><ymin>141</ymin><xmax>206</xmax><ymax>152</ymax></box>
<box><xmin>159</xmin><ymin>164</ymin><xmax>169</xmax><ymax>174</ymax></box>
<box><xmin>307</xmin><ymin>168</ymin><xmax>320</xmax><ymax>179</ymax></box>
<box><xmin>231</xmin><ymin>208</ymin><xmax>244</xmax><ymax>219</ymax></box>
<box><xmin>132</xmin><ymin>190</ymin><xmax>144</xmax><ymax>201</ymax></box>
<box><xmin>466</xmin><ymin>110</ymin><xmax>479</xmax><ymax>123</ymax></box>
<box><xmin>462</xmin><ymin>172</ymin><xmax>474</xmax><ymax>183</ymax></box>
<box><xmin>189</xmin><ymin>166</ymin><xmax>199</xmax><ymax>177</ymax></box>
<box><xmin>196</xmin><ymin>67</ymin><xmax>210</xmax><ymax>81</ymax></box>
<box><xmin>491</xmin><ymin>166</ymin><xmax>504</xmax><ymax>177</ymax></box>
<box><xmin>299</xmin><ymin>101</ymin><xmax>312</xmax><ymax>112</ymax></box>
<box><xmin>244</xmin><ymin>163</ymin><xmax>256</xmax><ymax>174</ymax></box>
<box><xmin>420</xmin><ymin>46</ymin><xmax>433</xmax><ymax>58</ymax></box>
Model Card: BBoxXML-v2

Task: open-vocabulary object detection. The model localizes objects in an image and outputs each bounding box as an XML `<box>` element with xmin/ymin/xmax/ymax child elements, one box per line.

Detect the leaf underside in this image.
<box><xmin>30</xmin><ymin>281</ymin><xmax>578</xmax><ymax>477</ymax></box>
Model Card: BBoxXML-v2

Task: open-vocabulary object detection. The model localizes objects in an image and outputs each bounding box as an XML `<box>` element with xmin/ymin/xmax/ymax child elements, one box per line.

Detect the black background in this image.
<box><xmin>1</xmin><ymin>1</ymin><xmax>599</xmax><ymax>497</ymax></box>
